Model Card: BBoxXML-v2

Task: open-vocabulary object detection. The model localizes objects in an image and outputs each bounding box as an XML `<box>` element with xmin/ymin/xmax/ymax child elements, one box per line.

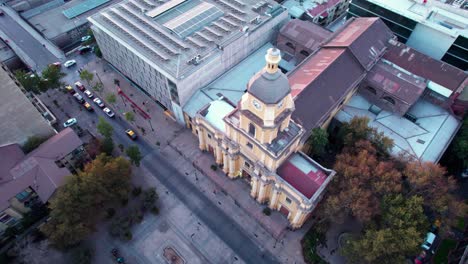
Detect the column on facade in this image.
<box><xmin>269</xmin><ymin>185</ymin><xmax>280</xmax><ymax>210</ymax></box>
<box><xmin>222</xmin><ymin>151</ymin><xmax>229</xmax><ymax>174</ymax></box>
<box><xmin>291</xmin><ymin>209</ymin><xmax>305</xmax><ymax>229</ymax></box>
<box><xmin>228</xmin><ymin>155</ymin><xmax>236</xmax><ymax>178</ymax></box>
<box><xmin>250</xmin><ymin>177</ymin><xmax>259</xmax><ymax>198</ymax></box>
<box><xmin>257</xmin><ymin>180</ymin><xmax>267</xmax><ymax>203</ymax></box>
<box><xmin>215</xmin><ymin>145</ymin><xmax>222</xmax><ymax>164</ymax></box>
<box><xmin>198</xmin><ymin>129</ymin><xmax>206</xmax><ymax>151</ymax></box>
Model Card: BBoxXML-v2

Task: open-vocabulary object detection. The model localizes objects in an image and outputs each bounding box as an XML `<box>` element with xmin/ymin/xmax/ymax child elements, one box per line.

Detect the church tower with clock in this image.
<box><xmin>193</xmin><ymin>48</ymin><xmax>335</xmax><ymax>229</ymax></box>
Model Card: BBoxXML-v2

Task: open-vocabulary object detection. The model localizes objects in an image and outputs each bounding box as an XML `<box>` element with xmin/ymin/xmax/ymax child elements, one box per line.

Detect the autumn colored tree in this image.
<box><xmin>322</xmin><ymin>140</ymin><xmax>402</xmax><ymax>223</ymax></box>
<box><xmin>404</xmin><ymin>161</ymin><xmax>465</xmax><ymax>230</ymax></box>
<box><xmin>342</xmin><ymin>194</ymin><xmax>428</xmax><ymax>263</ymax></box>
<box><xmin>41</xmin><ymin>155</ymin><xmax>132</xmax><ymax>248</ymax></box>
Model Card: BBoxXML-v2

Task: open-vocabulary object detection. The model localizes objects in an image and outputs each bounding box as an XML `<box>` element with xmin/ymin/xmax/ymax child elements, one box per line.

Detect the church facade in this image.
<box><xmin>193</xmin><ymin>48</ymin><xmax>336</xmax><ymax>229</ymax></box>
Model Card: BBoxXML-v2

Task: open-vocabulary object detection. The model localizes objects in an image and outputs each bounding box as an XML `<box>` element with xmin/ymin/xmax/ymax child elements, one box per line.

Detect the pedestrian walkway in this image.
<box><xmin>82</xmin><ymin>58</ymin><xmax>307</xmax><ymax>263</ymax></box>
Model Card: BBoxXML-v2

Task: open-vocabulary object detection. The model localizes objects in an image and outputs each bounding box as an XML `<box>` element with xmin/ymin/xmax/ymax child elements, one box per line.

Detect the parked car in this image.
<box><xmin>78</xmin><ymin>45</ymin><xmax>92</xmax><ymax>54</ymax></box>
<box><xmin>103</xmin><ymin>107</ymin><xmax>115</xmax><ymax>118</ymax></box>
<box><xmin>65</xmin><ymin>85</ymin><xmax>74</xmax><ymax>94</ymax></box>
<box><xmin>64</xmin><ymin>60</ymin><xmax>76</xmax><ymax>68</ymax></box>
<box><xmin>74</xmin><ymin>81</ymin><xmax>85</xmax><ymax>91</ymax></box>
<box><xmin>63</xmin><ymin>118</ymin><xmax>77</xmax><ymax>127</ymax></box>
<box><xmin>84</xmin><ymin>90</ymin><xmax>93</xmax><ymax>98</ymax></box>
<box><xmin>125</xmin><ymin>129</ymin><xmax>137</xmax><ymax>140</ymax></box>
<box><xmin>50</xmin><ymin>62</ymin><xmax>61</xmax><ymax>68</ymax></box>
<box><xmin>0</xmin><ymin>11</ymin><xmax>4</xmax><ymax>16</ymax></box>
<box><xmin>93</xmin><ymin>98</ymin><xmax>105</xmax><ymax>108</ymax></box>
<box><xmin>73</xmin><ymin>93</ymin><xmax>84</xmax><ymax>103</ymax></box>
<box><xmin>81</xmin><ymin>35</ymin><xmax>92</xmax><ymax>42</ymax></box>
<box><xmin>83</xmin><ymin>102</ymin><xmax>94</xmax><ymax>111</ymax></box>
<box><xmin>421</xmin><ymin>232</ymin><xmax>436</xmax><ymax>254</ymax></box>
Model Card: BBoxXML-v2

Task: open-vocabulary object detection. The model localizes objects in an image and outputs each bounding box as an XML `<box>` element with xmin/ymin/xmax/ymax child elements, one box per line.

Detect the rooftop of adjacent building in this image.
<box><xmin>352</xmin><ymin>0</ymin><xmax>468</xmax><ymax>37</ymax></box>
<box><xmin>276</xmin><ymin>152</ymin><xmax>333</xmax><ymax>199</ymax></box>
<box><xmin>0</xmin><ymin>128</ymin><xmax>83</xmax><ymax>211</ymax></box>
<box><xmin>89</xmin><ymin>0</ymin><xmax>285</xmax><ymax>78</ymax></box>
<box><xmin>335</xmin><ymin>93</ymin><xmax>460</xmax><ymax>162</ymax></box>
<box><xmin>281</xmin><ymin>0</ymin><xmax>344</xmax><ymax>19</ymax></box>
<box><xmin>27</xmin><ymin>0</ymin><xmax>121</xmax><ymax>40</ymax></box>
<box><xmin>0</xmin><ymin>66</ymin><xmax>55</xmax><ymax>146</ymax></box>
<box><xmin>279</xmin><ymin>19</ymin><xmax>332</xmax><ymax>53</ymax></box>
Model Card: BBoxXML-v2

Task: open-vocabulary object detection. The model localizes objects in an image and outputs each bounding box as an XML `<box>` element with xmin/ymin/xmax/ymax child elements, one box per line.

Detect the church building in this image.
<box><xmin>193</xmin><ymin>48</ymin><xmax>336</xmax><ymax>229</ymax></box>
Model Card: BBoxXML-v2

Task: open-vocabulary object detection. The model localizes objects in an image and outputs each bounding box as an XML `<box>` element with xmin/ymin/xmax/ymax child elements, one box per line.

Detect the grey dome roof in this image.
<box><xmin>248</xmin><ymin>70</ymin><xmax>291</xmax><ymax>104</ymax></box>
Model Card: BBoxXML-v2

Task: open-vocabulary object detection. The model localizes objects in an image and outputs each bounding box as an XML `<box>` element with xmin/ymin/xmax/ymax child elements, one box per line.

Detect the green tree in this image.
<box><xmin>342</xmin><ymin>195</ymin><xmax>427</xmax><ymax>263</ymax></box>
<box><xmin>92</xmin><ymin>82</ymin><xmax>103</xmax><ymax>93</ymax></box>
<box><xmin>307</xmin><ymin>127</ymin><xmax>328</xmax><ymax>158</ymax></box>
<box><xmin>94</xmin><ymin>46</ymin><xmax>102</xmax><ymax>58</ymax></box>
<box><xmin>124</xmin><ymin>112</ymin><xmax>135</xmax><ymax>122</ymax></box>
<box><xmin>79</xmin><ymin>70</ymin><xmax>94</xmax><ymax>87</ymax></box>
<box><xmin>100</xmin><ymin>137</ymin><xmax>114</xmax><ymax>156</ymax></box>
<box><xmin>71</xmin><ymin>244</ymin><xmax>94</xmax><ymax>264</ymax></box>
<box><xmin>106</xmin><ymin>93</ymin><xmax>117</xmax><ymax>106</ymax></box>
<box><xmin>97</xmin><ymin>117</ymin><xmax>113</xmax><ymax>138</ymax></box>
<box><xmin>14</xmin><ymin>70</ymin><xmax>41</xmax><ymax>94</ymax></box>
<box><xmin>21</xmin><ymin>135</ymin><xmax>49</xmax><ymax>153</ymax></box>
<box><xmin>41</xmin><ymin>64</ymin><xmax>66</xmax><ymax>90</ymax></box>
<box><xmin>126</xmin><ymin>145</ymin><xmax>142</xmax><ymax>167</ymax></box>
<box><xmin>453</xmin><ymin>118</ymin><xmax>468</xmax><ymax>168</ymax></box>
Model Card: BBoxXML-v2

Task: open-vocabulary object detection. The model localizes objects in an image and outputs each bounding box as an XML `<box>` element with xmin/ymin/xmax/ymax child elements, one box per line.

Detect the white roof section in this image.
<box><xmin>183</xmin><ymin>42</ymin><xmax>275</xmax><ymax>117</ymax></box>
<box><xmin>204</xmin><ymin>99</ymin><xmax>234</xmax><ymax>132</ymax></box>
<box><xmin>335</xmin><ymin>93</ymin><xmax>460</xmax><ymax>162</ymax></box>
<box><xmin>427</xmin><ymin>81</ymin><xmax>453</xmax><ymax>97</ymax></box>
<box><xmin>363</xmin><ymin>0</ymin><xmax>468</xmax><ymax>37</ymax></box>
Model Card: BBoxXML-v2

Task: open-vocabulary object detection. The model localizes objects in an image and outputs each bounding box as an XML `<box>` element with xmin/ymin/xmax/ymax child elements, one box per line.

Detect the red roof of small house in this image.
<box><xmin>277</xmin><ymin>153</ymin><xmax>329</xmax><ymax>199</ymax></box>
<box><xmin>307</xmin><ymin>0</ymin><xmax>341</xmax><ymax>17</ymax></box>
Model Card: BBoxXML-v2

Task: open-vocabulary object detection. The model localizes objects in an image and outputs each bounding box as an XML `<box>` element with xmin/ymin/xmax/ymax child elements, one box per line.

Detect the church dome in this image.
<box><xmin>247</xmin><ymin>48</ymin><xmax>291</xmax><ymax>104</ymax></box>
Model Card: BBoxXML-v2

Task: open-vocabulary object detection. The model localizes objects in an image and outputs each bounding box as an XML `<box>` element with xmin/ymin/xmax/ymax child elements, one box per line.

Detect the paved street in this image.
<box><xmin>0</xmin><ymin>7</ymin><xmax>60</xmax><ymax>71</ymax></box>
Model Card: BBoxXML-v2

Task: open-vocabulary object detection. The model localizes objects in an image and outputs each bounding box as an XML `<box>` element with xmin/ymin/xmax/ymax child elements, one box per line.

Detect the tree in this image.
<box><xmin>404</xmin><ymin>161</ymin><xmax>465</xmax><ymax>230</ymax></box>
<box><xmin>306</xmin><ymin>127</ymin><xmax>328</xmax><ymax>158</ymax></box>
<box><xmin>92</xmin><ymin>82</ymin><xmax>103</xmax><ymax>93</ymax></box>
<box><xmin>79</xmin><ymin>70</ymin><xmax>94</xmax><ymax>87</ymax></box>
<box><xmin>100</xmin><ymin>137</ymin><xmax>114</xmax><ymax>156</ymax></box>
<box><xmin>71</xmin><ymin>244</ymin><xmax>94</xmax><ymax>264</ymax></box>
<box><xmin>338</xmin><ymin>117</ymin><xmax>393</xmax><ymax>156</ymax></box>
<box><xmin>94</xmin><ymin>46</ymin><xmax>102</xmax><ymax>58</ymax></box>
<box><xmin>22</xmin><ymin>135</ymin><xmax>49</xmax><ymax>153</ymax></box>
<box><xmin>124</xmin><ymin>112</ymin><xmax>135</xmax><ymax>122</ymax></box>
<box><xmin>126</xmin><ymin>145</ymin><xmax>142</xmax><ymax>166</ymax></box>
<box><xmin>85</xmin><ymin>137</ymin><xmax>102</xmax><ymax>159</ymax></box>
<box><xmin>322</xmin><ymin>141</ymin><xmax>402</xmax><ymax>223</ymax></box>
<box><xmin>106</xmin><ymin>93</ymin><xmax>117</xmax><ymax>106</ymax></box>
<box><xmin>97</xmin><ymin>117</ymin><xmax>113</xmax><ymax>138</ymax></box>
<box><xmin>41</xmin><ymin>155</ymin><xmax>132</xmax><ymax>248</ymax></box>
<box><xmin>453</xmin><ymin>118</ymin><xmax>468</xmax><ymax>168</ymax></box>
<box><xmin>15</xmin><ymin>70</ymin><xmax>41</xmax><ymax>94</ymax></box>
<box><xmin>41</xmin><ymin>64</ymin><xmax>66</xmax><ymax>90</ymax></box>
<box><xmin>342</xmin><ymin>195</ymin><xmax>427</xmax><ymax>263</ymax></box>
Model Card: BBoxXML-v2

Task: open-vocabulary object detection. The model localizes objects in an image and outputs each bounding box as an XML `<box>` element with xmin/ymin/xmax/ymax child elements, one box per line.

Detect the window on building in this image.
<box><xmin>285</xmin><ymin>197</ymin><xmax>292</xmax><ymax>204</ymax></box>
<box><xmin>244</xmin><ymin>161</ymin><xmax>250</xmax><ymax>168</ymax></box>
<box><xmin>368</xmin><ymin>104</ymin><xmax>382</xmax><ymax>115</ymax></box>
<box><xmin>168</xmin><ymin>79</ymin><xmax>180</xmax><ymax>105</ymax></box>
<box><xmin>300</xmin><ymin>50</ymin><xmax>310</xmax><ymax>57</ymax></box>
<box><xmin>207</xmin><ymin>133</ymin><xmax>212</xmax><ymax>139</ymax></box>
<box><xmin>382</xmin><ymin>96</ymin><xmax>396</xmax><ymax>105</ymax></box>
<box><xmin>246</xmin><ymin>142</ymin><xmax>253</xmax><ymax>149</ymax></box>
<box><xmin>0</xmin><ymin>213</ymin><xmax>12</xmax><ymax>224</ymax></box>
<box><xmin>404</xmin><ymin>113</ymin><xmax>417</xmax><ymax>123</ymax></box>
<box><xmin>285</xmin><ymin>42</ymin><xmax>295</xmax><ymax>50</ymax></box>
<box><xmin>55</xmin><ymin>160</ymin><xmax>65</xmax><ymax>168</ymax></box>
<box><xmin>366</xmin><ymin>86</ymin><xmax>377</xmax><ymax>94</ymax></box>
<box><xmin>248</xmin><ymin>123</ymin><xmax>256</xmax><ymax>136</ymax></box>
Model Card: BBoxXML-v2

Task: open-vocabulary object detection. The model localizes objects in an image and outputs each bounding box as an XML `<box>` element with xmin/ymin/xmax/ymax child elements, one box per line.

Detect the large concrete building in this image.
<box><xmin>88</xmin><ymin>0</ymin><xmax>288</xmax><ymax>123</ymax></box>
<box><xmin>0</xmin><ymin>64</ymin><xmax>56</xmax><ymax>146</ymax></box>
<box><xmin>347</xmin><ymin>0</ymin><xmax>468</xmax><ymax>70</ymax></box>
<box><xmin>193</xmin><ymin>48</ymin><xmax>335</xmax><ymax>228</ymax></box>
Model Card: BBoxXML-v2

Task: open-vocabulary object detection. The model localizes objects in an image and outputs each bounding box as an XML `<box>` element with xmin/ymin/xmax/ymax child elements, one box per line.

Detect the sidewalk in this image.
<box><xmin>82</xmin><ymin>59</ymin><xmax>307</xmax><ymax>263</ymax></box>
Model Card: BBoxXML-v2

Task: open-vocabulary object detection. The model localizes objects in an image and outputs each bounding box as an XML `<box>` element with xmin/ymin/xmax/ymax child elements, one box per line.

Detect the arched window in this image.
<box><xmin>285</xmin><ymin>42</ymin><xmax>295</xmax><ymax>50</ymax></box>
<box><xmin>382</xmin><ymin>96</ymin><xmax>396</xmax><ymax>105</ymax></box>
<box><xmin>300</xmin><ymin>50</ymin><xmax>310</xmax><ymax>57</ymax></box>
<box><xmin>366</xmin><ymin>86</ymin><xmax>377</xmax><ymax>94</ymax></box>
<box><xmin>248</xmin><ymin>123</ymin><xmax>256</xmax><ymax>136</ymax></box>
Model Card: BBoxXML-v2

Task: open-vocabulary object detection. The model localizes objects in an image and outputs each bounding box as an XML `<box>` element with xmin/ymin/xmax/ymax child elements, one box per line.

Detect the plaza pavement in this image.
<box><xmin>82</xmin><ymin>58</ymin><xmax>308</xmax><ymax>264</ymax></box>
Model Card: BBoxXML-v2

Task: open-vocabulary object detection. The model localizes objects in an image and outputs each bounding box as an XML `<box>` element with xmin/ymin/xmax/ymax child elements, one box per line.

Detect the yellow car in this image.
<box><xmin>125</xmin><ymin>129</ymin><xmax>137</xmax><ymax>140</ymax></box>
<box><xmin>65</xmin><ymin>85</ymin><xmax>74</xmax><ymax>94</ymax></box>
<box><xmin>83</xmin><ymin>102</ymin><xmax>94</xmax><ymax>111</ymax></box>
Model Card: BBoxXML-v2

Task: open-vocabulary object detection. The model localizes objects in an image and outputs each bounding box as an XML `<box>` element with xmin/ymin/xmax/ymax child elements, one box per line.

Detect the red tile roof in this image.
<box><xmin>307</xmin><ymin>0</ymin><xmax>341</xmax><ymax>17</ymax></box>
<box><xmin>383</xmin><ymin>40</ymin><xmax>467</xmax><ymax>92</ymax></box>
<box><xmin>277</xmin><ymin>153</ymin><xmax>328</xmax><ymax>199</ymax></box>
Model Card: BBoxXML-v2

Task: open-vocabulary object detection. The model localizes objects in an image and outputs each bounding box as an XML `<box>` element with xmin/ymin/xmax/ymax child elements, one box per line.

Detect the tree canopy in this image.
<box><xmin>40</xmin><ymin>154</ymin><xmax>132</xmax><ymax>248</ymax></box>
<box><xmin>79</xmin><ymin>70</ymin><xmax>94</xmax><ymax>86</ymax></box>
<box><xmin>124</xmin><ymin>112</ymin><xmax>135</xmax><ymax>122</ymax></box>
<box><xmin>97</xmin><ymin>117</ymin><xmax>113</xmax><ymax>138</ymax></box>
<box><xmin>14</xmin><ymin>70</ymin><xmax>42</xmax><ymax>94</ymax></box>
<box><xmin>106</xmin><ymin>93</ymin><xmax>117</xmax><ymax>105</ymax></box>
<box><xmin>307</xmin><ymin>127</ymin><xmax>328</xmax><ymax>158</ymax></box>
<box><xmin>126</xmin><ymin>145</ymin><xmax>142</xmax><ymax>167</ymax></box>
<box><xmin>41</xmin><ymin>65</ymin><xmax>66</xmax><ymax>90</ymax></box>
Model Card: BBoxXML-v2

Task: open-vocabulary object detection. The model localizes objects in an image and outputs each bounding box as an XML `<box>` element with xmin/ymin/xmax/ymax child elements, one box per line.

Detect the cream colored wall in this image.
<box><xmin>9</xmin><ymin>197</ymin><xmax>30</xmax><ymax>214</ymax></box>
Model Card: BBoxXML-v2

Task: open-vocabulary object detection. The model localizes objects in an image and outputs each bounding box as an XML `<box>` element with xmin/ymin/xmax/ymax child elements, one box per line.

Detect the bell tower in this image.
<box><xmin>239</xmin><ymin>48</ymin><xmax>295</xmax><ymax>144</ymax></box>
